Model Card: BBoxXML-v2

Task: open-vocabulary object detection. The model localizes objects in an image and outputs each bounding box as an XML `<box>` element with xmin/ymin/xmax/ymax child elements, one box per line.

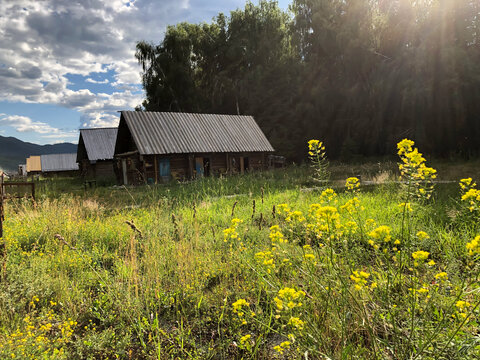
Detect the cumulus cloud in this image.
<box><xmin>85</xmin><ymin>78</ymin><xmax>109</xmax><ymax>84</ymax></box>
<box><xmin>0</xmin><ymin>114</ymin><xmax>77</xmax><ymax>139</ymax></box>
<box><xmin>81</xmin><ymin>112</ymin><xmax>119</xmax><ymax>128</ymax></box>
<box><xmin>0</xmin><ymin>0</ymin><xmax>246</xmax><ymax>136</ymax></box>
<box><xmin>0</xmin><ymin>114</ymin><xmax>54</xmax><ymax>134</ymax></box>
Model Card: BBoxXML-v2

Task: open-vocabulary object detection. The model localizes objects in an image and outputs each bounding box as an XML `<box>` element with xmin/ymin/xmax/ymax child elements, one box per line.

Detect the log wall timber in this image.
<box><xmin>95</xmin><ymin>161</ymin><xmax>116</xmax><ymax>179</ymax></box>
<box><xmin>117</xmin><ymin>152</ymin><xmax>270</xmax><ymax>185</ymax></box>
<box><xmin>79</xmin><ymin>160</ymin><xmax>115</xmax><ymax>180</ymax></box>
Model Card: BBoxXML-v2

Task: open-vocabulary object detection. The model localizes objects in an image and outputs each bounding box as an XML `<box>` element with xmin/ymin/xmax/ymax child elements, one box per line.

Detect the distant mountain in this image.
<box><xmin>0</xmin><ymin>135</ymin><xmax>77</xmax><ymax>172</ymax></box>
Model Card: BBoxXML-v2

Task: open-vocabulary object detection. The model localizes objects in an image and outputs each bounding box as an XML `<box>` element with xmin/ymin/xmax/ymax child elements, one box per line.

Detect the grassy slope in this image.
<box><xmin>0</xmin><ymin>166</ymin><xmax>479</xmax><ymax>359</ymax></box>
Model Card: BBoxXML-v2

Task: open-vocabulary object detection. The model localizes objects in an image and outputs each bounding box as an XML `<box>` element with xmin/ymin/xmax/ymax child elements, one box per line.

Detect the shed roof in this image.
<box><xmin>119</xmin><ymin>111</ymin><xmax>274</xmax><ymax>155</ymax></box>
<box><xmin>41</xmin><ymin>153</ymin><xmax>79</xmax><ymax>172</ymax></box>
<box><xmin>79</xmin><ymin>128</ymin><xmax>118</xmax><ymax>162</ymax></box>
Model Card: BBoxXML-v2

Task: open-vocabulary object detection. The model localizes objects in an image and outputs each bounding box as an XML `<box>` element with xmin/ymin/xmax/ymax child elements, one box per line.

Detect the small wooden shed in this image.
<box><xmin>26</xmin><ymin>156</ymin><xmax>42</xmax><ymax>175</ymax></box>
<box><xmin>77</xmin><ymin>128</ymin><xmax>118</xmax><ymax>180</ymax></box>
<box><xmin>40</xmin><ymin>154</ymin><xmax>79</xmax><ymax>177</ymax></box>
<box><xmin>18</xmin><ymin>164</ymin><xmax>27</xmax><ymax>176</ymax></box>
<box><xmin>114</xmin><ymin>111</ymin><xmax>275</xmax><ymax>185</ymax></box>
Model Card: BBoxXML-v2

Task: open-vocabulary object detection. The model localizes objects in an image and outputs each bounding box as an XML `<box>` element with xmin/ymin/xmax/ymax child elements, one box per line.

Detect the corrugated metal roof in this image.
<box><xmin>121</xmin><ymin>111</ymin><xmax>274</xmax><ymax>155</ymax></box>
<box><xmin>41</xmin><ymin>154</ymin><xmax>79</xmax><ymax>172</ymax></box>
<box><xmin>26</xmin><ymin>156</ymin><xmax>42</xmax><ymax>172</ymax></box>
<box><xmin>79</xmin><ymin>128</ymin><xmax>118</xmax><ymax>161</ymax></box>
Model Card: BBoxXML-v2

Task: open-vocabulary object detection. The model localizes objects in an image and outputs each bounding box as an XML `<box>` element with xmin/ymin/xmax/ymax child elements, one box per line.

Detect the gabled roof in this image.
<box><xmin>41</xmin><ymin>153</ymin><xmax>79</xmax><ymax>172</ymax></box>
<box><xmin>118</xmin><ymin>111</ymin><xmax>274</xmax><ymax>155</ymax></box>
<box><xmin>79</xmin><ymin>128</ymin><xmax>118</xmax><ymax>161</ymax></box>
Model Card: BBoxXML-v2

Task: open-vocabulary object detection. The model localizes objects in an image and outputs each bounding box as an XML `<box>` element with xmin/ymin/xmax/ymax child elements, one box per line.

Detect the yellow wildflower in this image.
<box><xmin>277</xmin><ymin>203</ymin><xmax>291</xmax><ymax>215</ymax></box>
<box><xmin>434</xmin><ymin>272</ymin><xmax>448</xmax><ymax>283</ymax></box>
<box><xmin>416</xmin><ymin>231</ymin><xmax>430</xmax><ymax>240</ymax></box>
<box><xmin>350</xmin><ymin>270</ymin><xmax>370</xmax><ymax>290</ymax></box>
<box><xmin>345</xmin><ymin>177</ymin><xmax>360</xmax><ymax>191</ymax></box>
<box><xmin>456</xmin><ymin>300</ymin><xmax>471</xmax><ymax>310</ymax></box>
<box><xmin>239</xmin><ymin>334</ymin><xmax>251</xmax><ymax>345</ymax></box>
<box><xmin>369</xmin><ymin>225</ymin><xmax>392</xmax><ymax>243</ymax></box>
<box><xmin>397</xmin><ymin>139</ymin><xmax>415</xmax><ymax>156</ymax></box>
<box><xmin>288</xmin><ymin>317</ymin><xmax>305</xmax><ymax>330</ymax></box>
<box><xmin>274</xmin><ymin>341</ymin><xmax>291</xmax><ymax>354</ymax></box>
<box><xmin>398</xmin><ymin>202</ymin><xmax>413</xmax><ymax>212</ymax></box>
<box><xmin>466</xmin><ymin>235</ymin><xmax>480</xmax><ymax>256</ymax></box>
<box><xmin>412</xmin><ymin>250</ymin><xmax>430</xmax><ymax>267</ymax></box>
<box><xmin>285</xmin><ymin>210</ymin><xmax>306</xmax><ymax>223</ymax></box>
<box><xmin>232</xmin><ymin>299</ymin><xmax>249</xmax><ymax>317</ymax></box>
<box><xmin>320</xmin><ymin>188</ymin><xmax>337</xmax><ymax>203</ymax></box>
<box><xmin>459</xmin><ymin>178</ymin><xmax>475</xmax><ymax>190</ymax></box>
<box><xmin>274</xmin><ymin>287</ymin><xmax>306</xmax><ymax>311</ymax></box>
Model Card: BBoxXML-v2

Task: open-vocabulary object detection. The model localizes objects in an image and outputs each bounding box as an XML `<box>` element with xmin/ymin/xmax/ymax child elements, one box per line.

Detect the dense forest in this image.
<box><xmin>135</xmin><ymin>0</ymin><xmax>480</xmax><ymax>161</ymax></box>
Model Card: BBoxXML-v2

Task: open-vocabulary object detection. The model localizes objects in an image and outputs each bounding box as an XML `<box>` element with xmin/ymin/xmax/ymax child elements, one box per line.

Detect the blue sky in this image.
<box><xmin>0</xmin><ymin>0</ymin><xmax>290</xmax><ymax>145</ymax></box>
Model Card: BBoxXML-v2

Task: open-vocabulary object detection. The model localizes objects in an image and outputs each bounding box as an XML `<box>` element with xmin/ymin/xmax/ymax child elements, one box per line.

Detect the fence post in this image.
<box><xmin>31</xmin><ymin>182</ymin><xmax>35</xmax><ymax>203</ymax></box>
<box><xmin>0</xmin><ymin>173</ymin><xmax>3</xmax><ymax>238</ymax></box>
<box><xmin>0</xmin><ymin>173</ymin><xmax>4</xmax><ymax>281</ymax></box>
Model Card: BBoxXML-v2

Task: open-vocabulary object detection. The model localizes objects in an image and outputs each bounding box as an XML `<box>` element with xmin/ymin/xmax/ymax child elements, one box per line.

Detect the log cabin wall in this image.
<box><xmin>143</xmin><ymin>155</ymin><xmax>156</xmax><ymax>184</ymax></box>
<box><xmin>142</xmin><ymin>152</ymin><xmax>267</xmax><ymax>183</ymax></box>
<box><xmin>79</xmin><ymin>160</ymin><xmax>115</xmax><ymax>180</ymax></box>
<box><xmin>95</xmin><ymin>161</ymin><xmax>116</xmax><ymax>179</ymax></box>
<box><xmin>247</xmin><ymin>153</ymin><xmax>265</xmax><ymax>170</ymax></box>
<box><xmin>170</xmin><ymin>155</ymin><xmax>189</xmax><ymax>180</ymax></box>
<box><xmin>143</xmin><ymin>154</ymin><xmax>190</xmax><ymax>183</ymax></box>
<box><xmin>118</xmin><ymin>154</ymin><xmax>144</xmax><ymax>185</ymax></box>
<box><xmin>79</xmin><ymin>159</ymin><xmax>94</xmax><ymax>178</ymax></box>
<box><xmin>227</xmin><ymin>152</ymin><xmax>265</xmax><ymax>174</ymax></box>
<box><xmin>210</xmin><ymin>154</ymin><xmax>228</xmax><ymax>175</ymax></box>
<box><xmin>117</xmin><ymin>151</ymin><xmax>270</xmax><ymax>185</ymax></box>
<box><xmin>42</xmin><ymin>170</ymin><xmax>80</xmax><ymax>178</ymax></box>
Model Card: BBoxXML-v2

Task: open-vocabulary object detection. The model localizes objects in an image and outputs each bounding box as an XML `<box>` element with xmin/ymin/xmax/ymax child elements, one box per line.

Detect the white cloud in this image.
<box><xmin>81</xmin><ymin>112</ymin><xmax>119</xmax><ymax>128</ymax></box>
<box><xmin>0</xmin><ymin>0</ymin><xmax>246</xmax><ymax>132</ymax></box>
<box><xmin>0</xmin><ymin>114</ymin><xmax>77</xmax><ymax>140</ymax></box>
<box><xmin>0</xmin><ymin>114</ymin><xmax>58</xmax><ymax>134</ymax></box>
<box><xmin>85</xmin><ymin>78</ymin><xmax>109</xmax><ymax>84</ymax></box>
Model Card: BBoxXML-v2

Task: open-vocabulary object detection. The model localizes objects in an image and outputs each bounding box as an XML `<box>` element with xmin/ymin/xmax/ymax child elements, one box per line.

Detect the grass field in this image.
<box><xmin>0</xmin><ymin>144</ymin><xmax>479</xmax><ymax>359</ymax></box>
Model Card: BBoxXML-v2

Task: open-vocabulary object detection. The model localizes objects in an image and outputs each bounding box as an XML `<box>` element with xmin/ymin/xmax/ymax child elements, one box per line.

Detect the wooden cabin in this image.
<box><xmin>114</xmin><ymin>111</ymin><xmax>275</xmax><ymax>185</ymax></box>
<box><xmin>77</xmin><ymin>128</ymin><xmax>118</xmax><ymax>180</ymax></box>
<box><xmin>40</xmin><ymin>154</ymin><xmax>79</xmax><ymax>177</ymax></box>
<box><xmin>26</xmin><ymin>156</ymin><xmax>42</xmax><ymax>175</ymax></box>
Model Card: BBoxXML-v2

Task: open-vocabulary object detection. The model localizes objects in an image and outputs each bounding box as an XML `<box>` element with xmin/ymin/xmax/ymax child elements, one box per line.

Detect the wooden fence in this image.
<box><xmin>0</xmin><ymin>174</ymin><xmax>35</xmax><ymax>238</ymax></box>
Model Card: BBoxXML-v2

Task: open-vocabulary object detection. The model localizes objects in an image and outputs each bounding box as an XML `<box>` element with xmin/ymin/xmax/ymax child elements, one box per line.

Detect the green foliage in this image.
<box><xmin>136</xmin><ymin>0</ymin><xmax>480</xmax><ymax>160</ymax></box>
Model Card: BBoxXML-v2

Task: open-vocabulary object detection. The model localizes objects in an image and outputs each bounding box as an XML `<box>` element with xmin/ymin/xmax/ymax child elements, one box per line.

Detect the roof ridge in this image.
<box><xmin>121</xmin><ymin>110</ymin><xmax>253</xmax><ymax>118</ymax></box>
<box><xmin>79</xmin><ymin>127</ymin><xmax>118</xmax><ymax>130</ymax></box>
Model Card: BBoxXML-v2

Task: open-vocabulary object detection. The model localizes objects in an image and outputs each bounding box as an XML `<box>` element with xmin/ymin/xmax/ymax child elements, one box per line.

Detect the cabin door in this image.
<box><xmin>203</xmin><ymin>158</ymin><xmax>210</xmax><ymax>176</ymax></box>
<box><xmin>158</xmin><ymin>158</ymin><xmax>170</xmax><ymax>181</ymax></box>
<box><xmin>195</xmin><ymin>157</ymin><xmax>204</xmax><ymax>177</ymax></box>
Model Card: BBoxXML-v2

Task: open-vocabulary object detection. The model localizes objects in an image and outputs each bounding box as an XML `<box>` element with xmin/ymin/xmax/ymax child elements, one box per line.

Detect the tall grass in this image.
<box><xmin>0</xmin><ymin>147</ymin><xmax>478</xmax><ymax>359</ymax></box>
